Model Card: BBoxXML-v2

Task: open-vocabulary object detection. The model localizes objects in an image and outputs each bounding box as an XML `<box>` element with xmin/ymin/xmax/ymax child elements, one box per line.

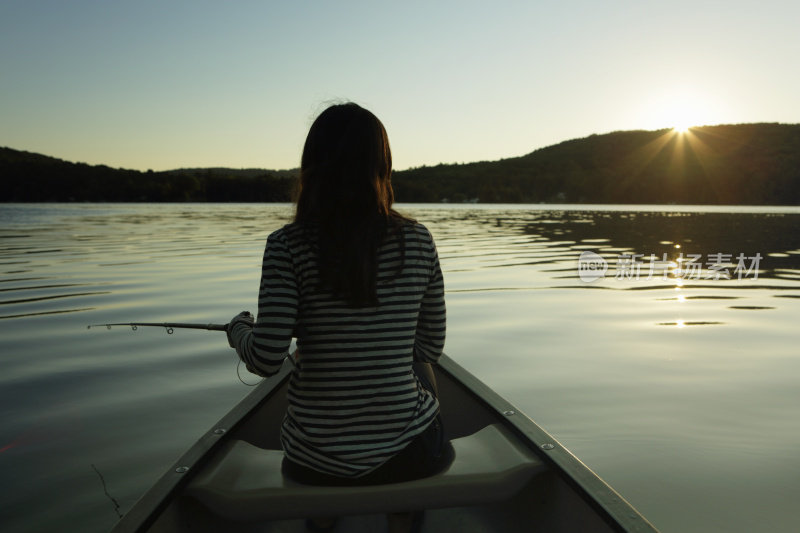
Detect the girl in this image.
<box><xmin>228</xmin><ymin>103</ymin><xmax>450</xmax><ymax>532</ymax></box>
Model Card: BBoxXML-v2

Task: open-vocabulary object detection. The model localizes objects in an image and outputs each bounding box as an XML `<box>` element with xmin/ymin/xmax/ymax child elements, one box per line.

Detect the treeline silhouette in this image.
<box><xmin>0</xmin><ymin>151</ymin><xmax>295</xmax><ymax>202</ymax></box>
<box><xmin>2</xmin><ymin>123</ymin><xmax>799</xmax><ymax>204</ymax></box>
<box><xmin>393</xmin><ymin>123</ymin><xmax>800</xmax><ymax>204</ymax></box>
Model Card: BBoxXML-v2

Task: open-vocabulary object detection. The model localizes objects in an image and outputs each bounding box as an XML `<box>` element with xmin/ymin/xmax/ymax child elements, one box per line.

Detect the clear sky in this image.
<box><xmin>1</xmin><ymin>1</ymin><xmax>798</xmax><ymax>171</ymax></box>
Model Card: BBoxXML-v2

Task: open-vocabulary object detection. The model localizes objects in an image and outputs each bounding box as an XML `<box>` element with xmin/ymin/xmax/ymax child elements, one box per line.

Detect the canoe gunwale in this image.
<box><xmin>435</xmin><ymin>355</ymin><xmax>659</xmax><ymax>533</ymax></box>
<box><xmin>109</xmin><ymin>361</ymin><xmax>294</xmax><ymax>533</ymax></box>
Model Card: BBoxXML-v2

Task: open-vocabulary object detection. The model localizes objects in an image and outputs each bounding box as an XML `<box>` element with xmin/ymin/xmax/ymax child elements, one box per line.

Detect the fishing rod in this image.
<box><xmin>87</xmin><ymin>322</ymin><xmax>227</xmax><ymax>334</ymax></box>
<box><xmin>86</xmin><ymin>320</ymin><xmax>267</xmax><ymax>386</ymax></box>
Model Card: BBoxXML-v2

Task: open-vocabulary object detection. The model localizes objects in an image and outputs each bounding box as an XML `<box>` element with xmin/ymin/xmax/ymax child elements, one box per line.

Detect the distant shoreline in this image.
<box><xmin>5</xmin><ymin>203</ymin><xmax>800</xmax><ymax>215</ymax></box>
<box><xmin>3</xmin><ymin>123</ymin><xmax>799</xmax><ymax>205</ymax></box>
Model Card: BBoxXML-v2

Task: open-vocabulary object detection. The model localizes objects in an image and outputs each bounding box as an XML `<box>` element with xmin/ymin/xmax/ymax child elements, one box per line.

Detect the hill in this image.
<box><xmin>0</xmin><ymin>149</ymin><xmax>296</xmax><ymax>202</ymax></box>
<box><xmin>392</xmin><ymin>123</ymin><xmax>800</xmax><ymax>204</ymax></box>
<box><xmin>2</xmin><ymin>123</ymin><xmax>799</xmax><ymax>204</ymax></box>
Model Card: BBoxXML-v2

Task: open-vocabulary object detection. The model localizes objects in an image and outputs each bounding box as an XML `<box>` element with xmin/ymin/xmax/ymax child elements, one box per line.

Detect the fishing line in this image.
<box><xmin>236</xmin><ymin>360</ymin><xmax>262</xmax><ymax>387</ymax></box>
<box><xmin>91</xmin><ymin>464</ymin><xmax>123</xmax><ymax>519</ymax></box>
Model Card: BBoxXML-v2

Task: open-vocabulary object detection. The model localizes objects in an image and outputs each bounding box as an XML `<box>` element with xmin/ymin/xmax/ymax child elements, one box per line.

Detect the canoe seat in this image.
<box><xmin>187</xmin><ymin>423</ymin><xmax>547</xmax><ymax>520</ymax></box>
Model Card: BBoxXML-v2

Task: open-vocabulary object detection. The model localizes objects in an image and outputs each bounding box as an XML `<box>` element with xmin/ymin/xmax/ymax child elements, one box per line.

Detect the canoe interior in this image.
<box><xmin>116</xmin><ymin>356</ymin><xmax>657</xmax><ymax>533</ymax></box>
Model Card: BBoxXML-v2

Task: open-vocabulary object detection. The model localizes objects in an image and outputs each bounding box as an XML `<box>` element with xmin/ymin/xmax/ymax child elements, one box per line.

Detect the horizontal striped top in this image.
<box><xmin>229</xmin><ymin>221</ymin><xmax>446</xmax><ymax>477</ymax></box>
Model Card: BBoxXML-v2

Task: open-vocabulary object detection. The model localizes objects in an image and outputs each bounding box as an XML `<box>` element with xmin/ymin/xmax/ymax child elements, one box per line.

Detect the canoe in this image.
<box><xmin>111</xmin><ymin>354</ymin><xmax>659</xmax><ymax>532</ymax></box>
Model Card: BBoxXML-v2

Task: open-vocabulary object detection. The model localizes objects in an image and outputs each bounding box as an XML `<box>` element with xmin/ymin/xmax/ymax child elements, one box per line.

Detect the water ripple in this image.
<box><xmin>1</xmin><ymin>203</ymin><xmax>799</xmax><ymax>533</ymax></box>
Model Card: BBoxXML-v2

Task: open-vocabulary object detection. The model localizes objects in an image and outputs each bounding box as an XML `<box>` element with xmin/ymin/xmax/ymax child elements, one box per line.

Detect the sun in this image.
<box><xmin>641</xmin><ymin>85</ymin><xmax>722</xmax><ymax>133</ymax></box>
<box><xmin>673</xmin><ymin>122</ymin><xmax>691</xmax><ymax>134</ymax></box>
<box><xmin>668</xmin><ymin>104</ymin><xmax>700</xmax><ymax>133</ymax></box>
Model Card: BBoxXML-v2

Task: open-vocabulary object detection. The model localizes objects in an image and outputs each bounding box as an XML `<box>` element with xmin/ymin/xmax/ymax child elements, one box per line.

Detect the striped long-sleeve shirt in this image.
<box><xmin>229</xmin><ymin>221</ymin><xmax>446</xmax><ymax>477</ymax></box>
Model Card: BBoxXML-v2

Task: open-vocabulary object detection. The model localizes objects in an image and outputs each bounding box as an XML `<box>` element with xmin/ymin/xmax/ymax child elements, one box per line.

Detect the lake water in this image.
<box><xmin>1</xmin><ymin>203</ymin><xmax>799</xmax><ymax>533</ymax></box>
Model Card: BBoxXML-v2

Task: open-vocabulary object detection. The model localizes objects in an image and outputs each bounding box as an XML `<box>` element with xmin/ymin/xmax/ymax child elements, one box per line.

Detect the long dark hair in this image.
<box><xmin>294</xmin><ymin>103</ymin><xmax>412</xmax><ymax>306</ymax></box>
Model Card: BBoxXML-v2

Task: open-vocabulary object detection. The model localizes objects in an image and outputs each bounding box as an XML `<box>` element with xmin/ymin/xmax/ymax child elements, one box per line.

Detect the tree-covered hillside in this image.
<box><xmin>0</xmin><ymin>150</ymin><xmax>295</xmax><ymax>202</ymax></box>
<box><xmin>392</xmin><ymin>123</ymin><xmax>800</xmax><ymax>204</ymax></box>
<box><xmin>2</xmin><ymin>123</ymin><xmax>798</xmax><ymax>204</ymax></box>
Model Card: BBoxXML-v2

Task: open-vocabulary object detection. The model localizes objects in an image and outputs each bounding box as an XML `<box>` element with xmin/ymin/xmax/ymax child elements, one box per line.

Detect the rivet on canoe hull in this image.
<box><xmin>213</xmin><ymin>428</ymin><xmax>227</xmax><ymax>435</ymax></box>
<box><xmin>540</xmin><ymin>443</ymin><xmax>555</xmax><ymax>451</ymax></box>
<box><xmin>503</xmin><ymin>410</ymin><xmax>515</xmax><ymax>416</ymax></box>
<box><xmin>175</xmin><ymin>466</ymin><xmax>189</xmax><ymax>474</ymax></box>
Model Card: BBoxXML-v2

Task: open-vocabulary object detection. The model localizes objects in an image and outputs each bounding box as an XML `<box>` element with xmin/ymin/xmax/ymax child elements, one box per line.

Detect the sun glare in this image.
<box><xmin>642</xmin><ymin>85</ymin><xmax>723</xmax><ymax>133</ymax></box>
<box><xmin>670</xmin><ymin>110</ymin><xmax>697</xmax><ymax>133</ymax></box>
